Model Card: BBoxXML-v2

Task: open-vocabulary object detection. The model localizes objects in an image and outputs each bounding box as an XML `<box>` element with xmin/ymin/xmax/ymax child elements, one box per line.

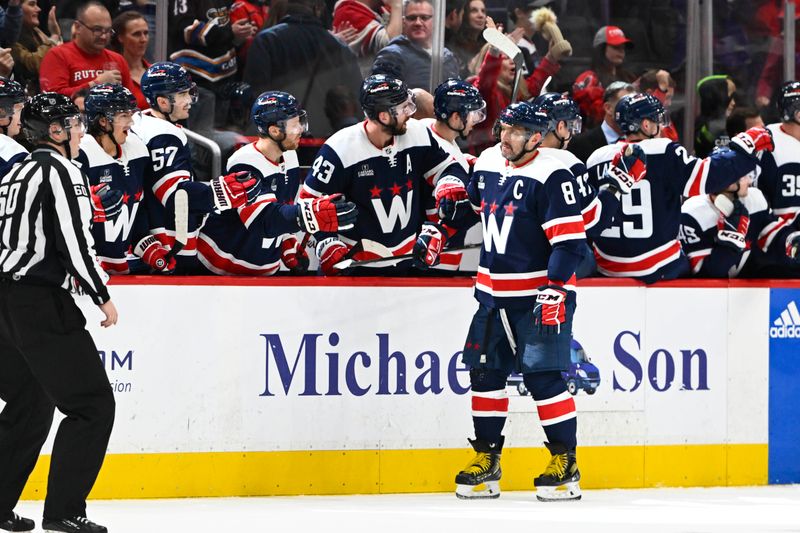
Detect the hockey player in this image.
<box><xmin>585</xmin><ymin>92</ymin><xmax>773</xmax><ymax>283</ymax></box>
<box><xmin>75</xmin><ymin>84</ymin><xmax>169</xmax><ymax>275</ymax></box>
<box><xmin>448</xmin><ymin>101</ymin><xmax>587</xmax><ymax>501</ymax></box>
<box><xmin>132</xmin><ymin>62</ymin><xmax>260</xmax><ymax>273</ymax></box>
<box><xmin>0</xmin><ymin>78</ymin><xmax>28</xmax><ymax>178</ymax></box>
<box><xmin>197</xmin><ymin>91</ymin><xmax>357</xmax><ymax>275</ymax></box>
<box><xmin>679</xmin><ymin>174</ymin><xmax>800</xmax><ymax>277</ymax></box>
<box><xmin>302</xmin><ymin>74</ymin><xmax>470</xmax><ymax>275</ymax></box>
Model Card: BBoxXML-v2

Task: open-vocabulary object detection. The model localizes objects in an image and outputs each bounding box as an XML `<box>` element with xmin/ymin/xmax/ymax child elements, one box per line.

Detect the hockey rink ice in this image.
<box><xmin>15</xmin><ymin>485</ymin><xmax>800</xmax><ymax>532</ymax></box>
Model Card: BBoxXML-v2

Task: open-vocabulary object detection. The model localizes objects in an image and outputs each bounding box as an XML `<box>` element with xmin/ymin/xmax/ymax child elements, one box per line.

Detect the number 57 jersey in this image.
<box><xmin>585</xmin><ymin>138</ymin><xmax>757</xmax><ymax>281</ymax></box>
<box><xmin>468</xmin><ymin>145</ymin><xmax>587</xmax><ymax>310</ymax></box>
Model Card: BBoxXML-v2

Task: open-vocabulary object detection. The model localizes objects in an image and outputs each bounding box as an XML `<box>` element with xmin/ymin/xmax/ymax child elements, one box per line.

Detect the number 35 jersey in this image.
<box><xmin>756</xmin><ymin>123</ymin><xmax>800</xmax><ymax>222</ymax></box>
<box><xmin>467</xmin><ymin>145</ymin><xmax>586</xmax><ymax>310</ymax></box>
<box><xmin>585</xmin><ymin>138</ymin><xmax>757</xmax><ymax>279</ymax></box>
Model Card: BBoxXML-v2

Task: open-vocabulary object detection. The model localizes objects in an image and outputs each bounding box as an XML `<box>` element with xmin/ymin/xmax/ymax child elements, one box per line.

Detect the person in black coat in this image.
<box><xmin>243</xmin><ymin>0</ymin><xmax>362</xmax><ymax>138</ymax></box>
<box><xmin>568</xmin><ymin>80</ymin><xmax>633</xmax><ymax>164</ymax></box>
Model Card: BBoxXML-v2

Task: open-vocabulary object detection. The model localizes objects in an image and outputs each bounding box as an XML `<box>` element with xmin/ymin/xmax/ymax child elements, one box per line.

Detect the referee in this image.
<box><xmin>0</xmin><ymin>94</ymin><xmax>117</xmax><ymax>533</ymax></box>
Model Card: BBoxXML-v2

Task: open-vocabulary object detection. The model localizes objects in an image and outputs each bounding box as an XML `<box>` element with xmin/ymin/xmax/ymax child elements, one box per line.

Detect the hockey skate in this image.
<box><xmin>454</xmin><ymin>436</ymin><xmax>503</xmax><ymax>499</ymax></box>
<box><xmin>41</xmin><ymin>516</ymin><xmax>107</xmax><ymax>533</ymax></box>
<box><xmin>533</xmin><ymin>441</ymin><xmax>581</xmax><ymax>501</ymax></box>
<box><xmin>0</xmin><ymin>512</ymin><xmax>34</xmax><ymax>533</ymax></box>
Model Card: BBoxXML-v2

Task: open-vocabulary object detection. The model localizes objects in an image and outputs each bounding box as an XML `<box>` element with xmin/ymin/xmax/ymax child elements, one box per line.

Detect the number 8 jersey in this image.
<box><xmin>585</xmin><ymin>138</ymin><xmax>757</xmax><ymax>281</ymax></box>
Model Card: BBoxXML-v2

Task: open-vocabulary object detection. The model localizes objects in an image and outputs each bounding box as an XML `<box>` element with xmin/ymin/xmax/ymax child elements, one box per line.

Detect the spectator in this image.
<box><xmin>372</xmin><ymin>0</ymin><xmax>459</xmax><ymax>90</ymax></box>
<box><xmin>447</xmin><ymin>0</ymin><xmax>486</xmax><ymax>77</ymax></box>
<box><xmin>39</xmin><ymin>1</ymin><xmax>134</xmax><ymax>99</ymax></box>
<box><xmin>726</xmin><ymin>107</ymin><xmax>764</xmax><ymax>138</ymax></box>
<box><xmin>110</xmin><ymin>10</ymin><xmax>149</xmax><ymax>109</ymax></box>
<box><xmin>332</xmin><ymin>0</ymin><xmax>403</xmax><ymax>76</ymax></box>
<box><xmin>12</xmin><ymin>1</ymin><xmax>62</xmax><ymax>94</ymax></box>
<box><xmin>0</xmin><ymin>0</ymin><xmax>22</xmax><ymax>48</ymax></box>
<box><xmin>695</xmin><ymin>74</ymin><xmax>736</xmax><ymax>157</ymax></box>
<box><xmin>567</xmin><ymin>80</ymin><xmax>634</xmax><ymax>164</ymax></box>
<box><xmin>443</xmin><ymin>0</ymin><xmax>464</xmax><ymax>44</ymax></box>
<box><xmin>756</xmin><ymin>7</ymin><xmax>799</xmax><ymax>109</ymax></box>
<box><xmin>638</xmin><ymin>69</ymin><xmax>679</xmax><ymax>141</ymax></box>
<box><xmin>243</xmin><ymin>0</ymin><xmax>362</xmax><ymax>138</ymax></box>
<box><xmin>55</xmin><ymin>0</ymin><xmax>119</xmax><ymax>40</ymax></box>
<box><xmin>230</xmin><ymin>0</ymin><xmax>268</xmax><ymax>62</ymax></box>
<box><xmin>573</xmin><ymin>25</ymin><xmax>636</xmax><ymax>128</ymax></box>
<box><xmin>507</xmin><ymin>0</ymin><xmax>572</xmax><ymax>80</ymax></box>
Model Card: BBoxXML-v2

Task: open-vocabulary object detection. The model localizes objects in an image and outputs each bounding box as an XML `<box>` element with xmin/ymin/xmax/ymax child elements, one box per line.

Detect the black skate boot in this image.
<box><xmin>454</xmin><ymin>436</ymin><xmax>504</xmax><ymax>499</ymax></box>
<box><xmin>534</xmin><ymin>441</ymin><xmax>581</xmax><ymax>501</ymax></box>
<box><xmin>0</xmin><ymin>512</ymin><xmax>34</xmax><ymax>532</ymax></box>
<box><xmin>41</xmin><ymin>516</ymin><xmax>107</xmax><ymax>533</ymax></box>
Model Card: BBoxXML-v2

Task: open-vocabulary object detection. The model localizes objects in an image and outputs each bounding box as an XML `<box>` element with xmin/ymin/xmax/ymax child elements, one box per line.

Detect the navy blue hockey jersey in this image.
<box><xmin>198</xmin><ymin>143</ymin><xmax>302</xmax><ymax>275</ymax></box>
<box><xmin>302</xmin><ymin>118</ymin><xmax>468</xmax><ymax>266</ymax></box>
<box><xmin>74</xmin><ymin>133</ymin><xmax>150</xmax><ymax>274</ymax></box>
<box><xmin>0</xmin><ymin>135</ymin><xmax>28</xmax><ymax>178</ymax></box>
<box><xmin>468</xmin><ymin>146</ymin><xmax>586</xmax><ymax>309</ymax></box>
<box><xmin>586</xmin><ymin>138</ymin><xmax>757</xmax><ymax>280</ymax></box>
<box><xmin>756</xmin><ymin>123</ymin><xmax>800</xmax><ymax>223</ymax></box>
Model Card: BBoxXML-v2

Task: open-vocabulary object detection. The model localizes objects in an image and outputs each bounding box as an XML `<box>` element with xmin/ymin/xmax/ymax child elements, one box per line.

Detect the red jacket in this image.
<box><xmin>230</xmin><ymin>1</ymin><xmax>268</xmax><ymax>61</ymax></box>
<box><xmin>40</xmin><ymin>41</ymin><xmax>134</xmax><ymax>99</ymax></box>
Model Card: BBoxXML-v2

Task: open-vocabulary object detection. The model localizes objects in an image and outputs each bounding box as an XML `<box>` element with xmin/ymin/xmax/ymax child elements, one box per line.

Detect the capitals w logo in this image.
<box><xmin>481</xmin><ymin>212</ymin><xmax>513</xmax><ymax>254</ymax></box>
<box><xmin>372</xmin><ymin>190</ymin><xmax>414</xmax><ymax>233</ymax></box>
<box><xmin>104</xmin><ymin>203</ymin><xmax>140</xmax><ymax>243</ymax></box>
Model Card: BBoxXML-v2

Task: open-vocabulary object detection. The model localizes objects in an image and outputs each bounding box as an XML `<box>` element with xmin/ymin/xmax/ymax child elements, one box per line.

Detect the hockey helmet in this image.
<box><xmin>531</xmin><ymin>92</ymin><xmax>582</xmax><ymax>136</ymax></box>
<box><xmin>494</xmin><ymin>101</ymin><xmax>550</xmax><ymax>140</ymax></box>
<box><xmin>251</xmin><ymin>91</ymin><xmax>308</xmax><ymax>136</ymax></box>
<box><xmin>433</xmin><ymin>78</ymin><xmax>486</xmax><ymax>125</ymax></box>
<box><xmin>85</xmin><ymin>84</ymin><xmax>137</xmax><ymax>122</ymax></box>
<box><xmin>778</xmin><ymin>81</ymin><xmax>800</xmax><ymax>123</ymax></box>
<box><xmin>21</xmin><ymin>92</ymin><xmax>83</xmax><ymax>144</ymax></box>
<box><xmin>0</xmin><ymin>77</ymin><xmax>25</xmax><ymax>116</ymax></box>
<box><xmin>360</xmin><ymin>74</ymin><xmax>414</xmax><ymax>120</ymax></box>
<box><xmin>614</xmin><ymin>92</ymin><xmax>667</xmax><ymax>134</ymax></box>
<box><xmin>141</xmin><ymin>62</ymin><xmax>198</xmax><ymax>109</ymax></box>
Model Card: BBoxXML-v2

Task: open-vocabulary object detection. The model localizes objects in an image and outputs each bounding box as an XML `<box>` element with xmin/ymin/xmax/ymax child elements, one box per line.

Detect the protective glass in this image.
<box><xmin>648</xmin><ymin>109</ymin><xmax>669</xmax><ymax>127</ymax></box>
<box><xmin>173</xmin><ymin>84</ymin><xmax>199</xmax><ymax>105</ymax></box>
<box><xmin>283</xmin><ymin>111</ymin><xmax>309</xmax><ymax>135</ymax></box>
<box><xmin>496</xmin><ymin>122</ymin><xmax>530</xmax><ymax>143</ymax></box>
<box><xmin>467</xmin><ymin>102</ymin><xmax>487</xmax><ymax>125</ymax></box>
<box><xmin>564</xmin><ymin>116</ymin><xmax>583</xmax><ymax>135</ymax></box>
<box><xmin>0</xmin><ymin>102</ymin><xmax>22</xmax><ymax>121</ymax></box>
<box><xmin>391</xmin><ymin>92</ymin><xmax>417</xmax><ymax>118</ymax></box>
<box><xmin>62</xmin><ymin>114</ymin><xmax>86</xmax><ymax>135</ymax></box>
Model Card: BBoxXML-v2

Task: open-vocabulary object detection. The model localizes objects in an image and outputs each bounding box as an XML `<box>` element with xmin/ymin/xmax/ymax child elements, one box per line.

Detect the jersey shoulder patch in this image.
<box><xmin>132</xmin><ymin>112</ymin><xmax>188</xmax><ymax>146</ymax></box>
<box><xmin>681</xmin><ymin>195</ymin><xmax>718</xmax><ymax>231</ymax></box>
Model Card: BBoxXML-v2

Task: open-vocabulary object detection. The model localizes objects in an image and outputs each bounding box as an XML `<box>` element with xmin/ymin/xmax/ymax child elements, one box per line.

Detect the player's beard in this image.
<box><xmin>382</xmin><ymin>116</ymin><xmax>408</xmax><ymax>136</ymax></box>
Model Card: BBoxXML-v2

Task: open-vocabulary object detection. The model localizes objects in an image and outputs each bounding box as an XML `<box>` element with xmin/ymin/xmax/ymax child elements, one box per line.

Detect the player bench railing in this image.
<box><xmin>184</xmin><ymin>127</ymin><xmax>222</xmax><ymax>180</ymax></box>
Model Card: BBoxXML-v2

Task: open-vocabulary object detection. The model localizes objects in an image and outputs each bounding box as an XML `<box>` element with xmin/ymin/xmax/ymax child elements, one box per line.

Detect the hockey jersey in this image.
<box><xmin>198</xmin><ymin>144</ymin><xmax>302</xmax><ymax>275</ymax></box>
<box><xmin>74</xmin><ymin>133</ymin><xmax>151</xmax><ymax>274</ymax></box>
<box><xmin>755</xmin><ymin>123</ymin><xmax>800</xmax><ymax>223</ymax></box>
<box><xmin>468</xmin><ymin>146</ymin><xmax>586</xmax><ymax>309</ymax></box>
<box><xmin>131</xmin><ymin>109</ymin><xmax>216</xmax><ymax>259</ymax></box>
<box><xmin>679</xmin><ymin>189</ymin><xmax>800</xmax><ymax>277</ymax></box>
<box><xmin>585</xmin><ymin>138</ymin><xmax>757</xmax><ymax>280</ymax></box>
<box><xmin>302</xmin><ymin>118</ymin><xmax>469</xmax><ymax>266</ymax></box>
<box><xmin>0</xmin><ymin>135</ymin><xmax>28</xmax><ymax>178</ymax></box>
<box><xmin>168</xmin><ymin>0</ymin><xmax>238</xmax><ymax>84</ymax></box>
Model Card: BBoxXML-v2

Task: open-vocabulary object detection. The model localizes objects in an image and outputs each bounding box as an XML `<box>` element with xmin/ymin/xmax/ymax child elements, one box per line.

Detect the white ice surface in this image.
<box><xmin>17</xmin><ymin>485</ymin><xmax>800</xmax><ymax>533</ymax></box>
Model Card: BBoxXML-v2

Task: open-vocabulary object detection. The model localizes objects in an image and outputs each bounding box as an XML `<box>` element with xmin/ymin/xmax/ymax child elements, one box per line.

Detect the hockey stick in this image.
<box><xmin>164</xmin><ymin>189</ymin><xmax>188</xmax><ymax>263</ymax></box>
<box><xmin>333</xmin><ymin>243</ymin><xmax>482</xmax><ymax>271</ymax></box>
<box><xmin>483</xmin><ymin>28</ymin><xmax>525</xmax><ymax>103</ymax></box>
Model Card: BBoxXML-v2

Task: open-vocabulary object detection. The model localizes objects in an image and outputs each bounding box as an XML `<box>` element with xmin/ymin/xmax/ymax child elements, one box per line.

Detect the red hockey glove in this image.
<box><xmin>281</xmin><ymin>235</ymin><xmax>310</xmax><ymax>274</ymax></box>
<box><xmin>714</xmin><ymin>195</ymin><xmax>750</xmax><ymax>250</ymax></box>
<box><xmin>600</xmin><ymin>143</ymin><xmax>647</xmax><ymax>195</ymax></box>
<box><xmin>316</xmin><ymin>237</ymin><xmax>350</xmax><ymax>276</ymax></box>
<box><xmin>90</xmin><ymin>184</ymin><xmax>123</xmax><ymax>223</ymax></box>
<box><xmin>211</xmin><ymin>171</ymin><xmax>260</xmax><ymax>211</ymax></box>
<box><xmin>413</xmin><ymin>221</ymin><xmax>448</xmax><ymax>268</ymax></box>
<box><xmin>730</xmin><ymin>127</ymin><xmax>774</xmax><ymax>157</ymax></box>
<box><xmin>435</xmin><ymin>176</ymin><xmax>470</xmax><ymax>222</ymax></box>
<box><xmin>296</xmin><ymin>193</ymin><xmax>358</xmax><ymax>233</ymax></box>
<box><xmin>134</xmin><ymin>235</ymin><xmax>176</xmax><ymax>273</ymax></box>
<box><xmin>534</xmin><ymin>282</ymin><xmax>568</xmax><ymax>335</ymax></box>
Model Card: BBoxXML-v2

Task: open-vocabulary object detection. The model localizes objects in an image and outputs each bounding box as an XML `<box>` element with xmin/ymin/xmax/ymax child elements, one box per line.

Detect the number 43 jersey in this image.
<box><xmin>467</xmin><ymin>145</ymin><xmax>587</xmax><ymax>310</ymax></box>
<box><xmin>585</xmin><ymin>138</ymin><xmax>757</xmax><ymax>280</ymax></box>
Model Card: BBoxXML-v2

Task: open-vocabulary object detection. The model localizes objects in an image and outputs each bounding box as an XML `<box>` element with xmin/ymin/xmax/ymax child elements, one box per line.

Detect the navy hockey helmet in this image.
<box><xmin>251</xmin><ymin>91</ymin><xmax>308</xmax><ymax>136</ymax></box>
<box><xmin>433</xmin><ymin>78</ymin><xmax>486</xmax><ymax>123</ymax></box>
<box><xmin>21</xmin><ymin>93</ymin><xmax>82</xmax><ymax>154</ymax></box>
<box><xmin>531</xmin><ymin>92</ymin><xmax>583</xmax><ymax>136</ymax></box>
<box><xmin>0</xmin><ymin>77</ymin><xmax>25</xmax><ymax>113</ymax></box>
<box><xmin>85</xmin><ymin>84</ymin><xmax>137</xmax><ymax>122</ymax></box>
<box><xmin>141</xmin><ymin>62</ymin><xmax>197</xmax><ymax>110</ymax></box>
<box><xmin>360</xmin><ymin>74</ymin><xmax>413</xmax><ymax>120</ymax></box>
<box><xmin>494</xmin><ymin>101</ymin><xmax>550</xmax><ymax>138</ymax></box>
<box><xmin>615</xmin><ymin>92</ymin><xmax>667</xmax><ymax>134</ymax></box>
<box><xmin>778</xmin><ymin>81</ymin><xmax>800</xmax><ymax>123</ymax></box>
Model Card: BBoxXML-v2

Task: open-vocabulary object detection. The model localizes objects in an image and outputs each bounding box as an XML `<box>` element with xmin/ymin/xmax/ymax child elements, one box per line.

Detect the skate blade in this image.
<box><xmin>455</xmin><ymin>481</ymin><xmax>500</xmax><ymax>499</ymax></box>
<box><xmin>536</xmin><ymin>481</ymin><xmax>581</xmax><ymax>502</ymax></box>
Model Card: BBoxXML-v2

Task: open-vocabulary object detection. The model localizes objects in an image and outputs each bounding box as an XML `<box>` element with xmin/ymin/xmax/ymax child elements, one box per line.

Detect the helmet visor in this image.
<box><xmin>283</xmin><ymin>110</ymin><xmax>308</xmax><ymax>135</ymax></box>
<box><xmin>467</xmin><ymin>102</ymin><xmax>487</xmax><ymax>125</ymax></box>
<box><xmin>61</xmin><ymin>114</ymin><xmax>86</xmax><ymax>135</ymax></box>
<box><xmin>565</xmin><ymin>116</ymin><xmax>583</xmax><ymax>135</ymax></box>
<box><xmin>496</xmin><ymin>122</ymin><xmax>530</xmax><ymax>143</ymax></box>
<box><xmin>391</xmin><ymin>91</ymin><xmax>417</xmax><ymax>118</ymax></box>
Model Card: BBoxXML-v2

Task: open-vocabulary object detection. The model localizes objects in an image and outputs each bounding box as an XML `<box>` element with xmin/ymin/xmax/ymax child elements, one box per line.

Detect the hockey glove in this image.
<box><xmin>435</xmin><ymin>176</ymin><xmax>470</xmax><ymax>223</ymax></box>
<box><xmin>210</xmin><ymin>171</ymin><xmax>260</xmax><ymax>211</ymax></box>
<box><xmin>714</xmin><ymin>195</ymin><xmax>750</xmax><ymax>251</ymax></box>
<box><xmin>534</xmin><ymin>282</ymin><xmax>568</xmax><ymax>335</ymax></box>
<box><xmin>316</xmin><ymin>237</ymin><xmax>350</xmax><ymax>276</ymax></box>
<box><xmin>134</xmin><ymin>235</ymin><xmax>176</xmax><ymax>273</ymax></box>
<box><xmin>413</xmin><ymin>221</ymin><xmax>448</xmax><ymax>268</ymax></box>
<box><xmin>729</xmin><ymin>127</ymin><xmax>774</xmax><ymax>157</ymax></box>
<box><xmin>296</xmin><ymin>193</ymin><xmax>358</xmax><ymax>233</ymax></box>
<box><xmin>785</xmin><ymin>232</ymin><xmax>800</xmax><ymax>264</ymax></box>
<box><xmin>281</xmin><ymin>235</ymin><xmax>310</xmax><ymax>274</ymax></box>
<box><xmin>599</xmin><ymin>143</ymin><xmax>647</xmax><ymax>195</ymax></box>
<box><xmin>90</xmin><ymin>184</ymin><xmax>123</xmax><ymax>223</ymax></box>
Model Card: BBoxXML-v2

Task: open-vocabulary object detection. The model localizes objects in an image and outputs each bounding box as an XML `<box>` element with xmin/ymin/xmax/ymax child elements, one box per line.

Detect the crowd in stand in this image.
<box><xmin>1</xmin><ymin>0</ymin><xmax>799</xmax><ymax>280</ymax></box>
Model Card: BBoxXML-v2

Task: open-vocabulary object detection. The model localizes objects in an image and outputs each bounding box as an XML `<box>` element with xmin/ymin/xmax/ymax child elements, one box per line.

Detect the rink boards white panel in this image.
<box><xmin>12</xmin><ymin>279</ymin><xmax>770</xmax><ymax>497</ymax></box>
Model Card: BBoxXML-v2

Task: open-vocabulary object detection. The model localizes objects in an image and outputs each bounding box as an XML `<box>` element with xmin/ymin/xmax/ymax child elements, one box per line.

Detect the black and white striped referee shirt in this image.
<box><xmin>0</xmin><ymin>146</ymin><xmax>110</xmax><ymax>305</ymax></box>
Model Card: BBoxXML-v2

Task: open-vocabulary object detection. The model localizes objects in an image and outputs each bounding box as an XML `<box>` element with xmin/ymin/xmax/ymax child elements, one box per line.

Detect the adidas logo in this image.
<box><xmin>769</xmin><ymin>301</ymin><xmax>800</xmax><ymax>338</ymax></box>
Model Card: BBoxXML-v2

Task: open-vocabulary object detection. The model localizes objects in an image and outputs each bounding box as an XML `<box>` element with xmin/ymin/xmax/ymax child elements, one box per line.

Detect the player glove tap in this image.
<box><xmin>134</xmin><ymin>235</ymin><xmax>176</xmax><ymax>273</ymax></box>
<box><xmin>599</xmin><ymin>143</ymin><xmax>647</xmax><ymax>195</ymax></box>
<box><xmin>413</xmin><ymin>221</ymin><xmax>448</xmax><ymax>267</ymax></box>
<box><xmin>89</xmin><ymin>184</ymin><xmax>123</xmax><ymax>223</ymax></box>
<box><xmin>210</xmin><ymin>171</ymin><xmax>260</xmax><ymax>211</ymax></box>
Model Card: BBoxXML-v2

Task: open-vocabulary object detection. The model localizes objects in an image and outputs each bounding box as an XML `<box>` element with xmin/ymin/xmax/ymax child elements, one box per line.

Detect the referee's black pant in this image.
<box><xmin>0</xmin><ymin>280</ymin><xmax>115</xmax><ymax>519</ymax></box>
